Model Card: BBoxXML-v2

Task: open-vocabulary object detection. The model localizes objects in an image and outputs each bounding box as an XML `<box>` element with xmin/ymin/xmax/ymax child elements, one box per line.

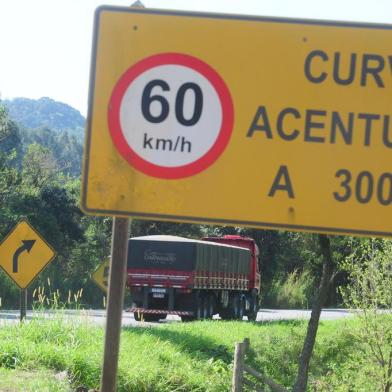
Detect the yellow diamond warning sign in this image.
<box><xmin>91</xmin><ymin>258</ymin><xmax>110</xmax><ymax>293</ymax></box>
<box><xmin>0</xmin><ymin>219</ymin><xmax>56</xmax><ymax>289</ymax></box>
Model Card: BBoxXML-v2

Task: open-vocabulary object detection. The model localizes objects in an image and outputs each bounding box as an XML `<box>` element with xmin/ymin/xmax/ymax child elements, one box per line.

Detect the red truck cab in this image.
<box><xmin>202</xmin><ymin>235</ymin><xmax>260</xmax><ymax>291</ymax></box>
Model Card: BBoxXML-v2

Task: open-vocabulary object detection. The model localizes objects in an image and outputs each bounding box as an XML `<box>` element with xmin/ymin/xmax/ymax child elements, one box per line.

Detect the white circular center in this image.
<box><xmin>119</xmin><ymin>64</ymin><xmax>223</xmax><ymax>167</ymax></box>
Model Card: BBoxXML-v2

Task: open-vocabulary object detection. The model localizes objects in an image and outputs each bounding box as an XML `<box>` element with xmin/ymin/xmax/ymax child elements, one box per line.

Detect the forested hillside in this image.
<box><xmin>0</xmin><ymin>102</ymin><xmax>109</xmax><ymax>307</ymax></box>
<box><xmin>3</xmin><ymin>97</ymin><xmax>84</xmax><ymax>136</ymax></box>
<box><xmin>0</xmin><ymin>100</ymin><xmax>390</xmax><ymax>310</ymax></box>
<box><xmin>2</xmin><ymin>97</ymin><xmax>84</xmax><ymax>176</ymax></box>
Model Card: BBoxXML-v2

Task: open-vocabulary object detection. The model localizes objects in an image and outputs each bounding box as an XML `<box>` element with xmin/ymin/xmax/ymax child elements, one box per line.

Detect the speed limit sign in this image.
<box><xmin>83</xmin><ymin>5</ymin><xmax>392</xmax><ymax>238</ymax></box>
<box><xmin>108</xmin><ymin>53</ymin><xmax>234</xmax><ymax>179</ymax></box>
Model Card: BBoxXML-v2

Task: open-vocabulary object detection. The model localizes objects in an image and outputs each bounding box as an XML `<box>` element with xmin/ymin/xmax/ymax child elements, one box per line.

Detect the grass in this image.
<box><xmin>268</xmin><ymin>270</ymin><xmax>315</xmax><ymax>309</ymax></box>
<box><xmin>0</xmin><ymin>368</ymin><xmax>70</xmax><ymax>392</ymax></box>
<box><xmin>0</xmin><ymin>315</ymin><xmax>388</xmax><ymax>391</ymax></box>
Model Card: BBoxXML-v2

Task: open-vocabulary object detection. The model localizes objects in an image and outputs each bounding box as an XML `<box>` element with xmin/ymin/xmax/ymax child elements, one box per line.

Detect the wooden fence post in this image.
<box><xmin>243</xmin><ymin>337</ymin><xmax>250</xmax><ymax>353</ymax></box>
<box><xmin>233</xmin><ymin>338</ymin><xmax>288</xmax><ymax>392</ymax></box>
<box><xmin>232</xmin><ymin>341</ymin><xmax>245</xmax><ymax>392</ymax></box>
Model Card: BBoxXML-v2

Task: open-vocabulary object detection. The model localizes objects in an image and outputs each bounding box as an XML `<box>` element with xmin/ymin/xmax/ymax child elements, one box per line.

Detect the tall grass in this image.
<box><xmin>0</xmin><ymin>283</ymin><xmax>387</xmax><ymax>391</ymax></box>
<box><xmin>268</xmin><ymin>270</ymin><xmax>315</xmax><ymax>308</ymax></box>
<box><xmin>0</xmin><ymin>368</ymin><xmax>70</xmax><ymax>391</ymax></box>
<box><xmin>0</xmin><ymin>315</ymin><xmax>388</xmax><ymax>391</ymax></box>
<box><xmin>32</xmin><ymin>279</ymin><xmax>84</xmax><ymax>311</ymax></box>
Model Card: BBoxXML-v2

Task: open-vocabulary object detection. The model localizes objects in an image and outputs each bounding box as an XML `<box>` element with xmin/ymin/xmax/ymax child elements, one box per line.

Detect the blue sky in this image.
<box><xmin>0</xmin><ymin>0</ymin><xmax>391</xmax><ymax>115</ymax></box>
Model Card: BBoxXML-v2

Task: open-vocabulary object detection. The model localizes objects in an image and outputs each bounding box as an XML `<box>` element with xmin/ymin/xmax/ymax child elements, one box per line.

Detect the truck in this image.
<box><xmin>127</xmin><ymin>234</ymin><xmax>260</xmax><ymax>322</ymax></box>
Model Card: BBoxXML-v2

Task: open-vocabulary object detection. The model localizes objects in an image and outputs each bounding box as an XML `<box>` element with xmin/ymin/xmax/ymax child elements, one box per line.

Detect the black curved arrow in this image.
<box><xmin>12</xmin><ymin>240</ymin><xmax>36</xmax><ymax>273</ymax></box>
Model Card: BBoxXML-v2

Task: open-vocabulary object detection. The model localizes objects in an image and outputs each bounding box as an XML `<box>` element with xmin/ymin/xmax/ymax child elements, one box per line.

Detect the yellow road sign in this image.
<box><xmin>91</xmin><ymin>258</ymin><xmax>110</xmax><ymax>293</ymax></box>
<box><xmin>82</xmin><ymin>6</ymin><xmax>392</xmax><ymax>238</ymax></box>
<box><xmin>0</xmin><ymin>219</ymin><xmax>56</xmax><ymax>289</ymax></box>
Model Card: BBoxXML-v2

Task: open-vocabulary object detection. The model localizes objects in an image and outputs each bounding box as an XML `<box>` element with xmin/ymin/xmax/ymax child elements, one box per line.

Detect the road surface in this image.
<box><xmin>0</xmin><ymin>308</ymin><xmax>353</xmax><ymax>326</ymax></box>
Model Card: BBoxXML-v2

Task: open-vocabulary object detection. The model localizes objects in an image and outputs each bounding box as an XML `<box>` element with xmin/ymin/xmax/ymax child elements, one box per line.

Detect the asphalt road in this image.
<box><xmin>0</xmin><ymin>308</ymin><xmax>353</xmax><ymax>326</ymax></box>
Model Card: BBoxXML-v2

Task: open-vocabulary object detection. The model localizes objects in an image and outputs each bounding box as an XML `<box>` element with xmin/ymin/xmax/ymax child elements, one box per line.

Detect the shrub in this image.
<box><xmin>340</xmin><ymin>239</ymin><xmax>392</xmax><ymax>392</ymax></box>
<box><xmin>269</xmin><ymin>270</ymin><xmax>315</xmax><ymax>308</ymax></box>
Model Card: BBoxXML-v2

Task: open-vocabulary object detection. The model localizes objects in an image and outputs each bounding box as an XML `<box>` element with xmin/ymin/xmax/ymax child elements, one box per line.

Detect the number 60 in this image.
<box><xmin>141</xmin><ymin>79</ymin><xmax>203</xmax><ymax>126</ymax></box>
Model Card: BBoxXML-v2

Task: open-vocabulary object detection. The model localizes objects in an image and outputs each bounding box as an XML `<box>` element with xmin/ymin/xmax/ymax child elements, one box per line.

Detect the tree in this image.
<box><xmin>20</xmin><ymin>127</ymin><xmax>83</xmax><ymax>176</ymax></box>
<box><xmin>22</xmin><ymin>143</ymin><xmax>58</xmax><ymax>188</ymax></box>
<box><xmin>0</xmin><ymin>104</ymin><xmax>20</xmax><ymax>153</ymax></box>
<box><xmin>340</xmin><ymin>239</ymin><xmax>392</xmax><ymax>392</ymax></box>
<box><xmin>130</xmin><ymin>219</ymin><xmax>203</xmax><ymax>238</ymax></box>
<box><xmin>292</xmin><ymin>235</ymin><xmax>335</xmax><ymax>392</ymax></box>
<box><xmin>0</xmin><ymin>105</ymin><xmax>22</xmax><ymax>237</ymax></box>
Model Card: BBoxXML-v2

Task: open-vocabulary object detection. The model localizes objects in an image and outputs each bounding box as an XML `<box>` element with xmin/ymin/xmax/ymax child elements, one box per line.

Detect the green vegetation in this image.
<box><xmin>0</xmin><ymin>100</ymin><xmax>382</xmax><ymax>311</ymax></box>
<box><xmin>1</xmin><ymin>98</ymin><xmax>392</xmax><ymax>315</ymax></box>
<box><xmin>268</xmin><ymin>269</ymin><xmax>314</xmax><ymax>309</ymax></box>
<box><xmin>19</xmin><ymin>128</ymin><xmax>83</xmax><ymax>177</ymax></box>
<box><xmin>341</xmin><ymin>239</ymin><xmax>392</xmax><ymax>392</ymax></box>
<box><xmin>1</xmin><ymin>98</ymin><xmax>392</xmax><ymax>391</ymax></box>
<box><xmin>3</xmin><ymin>97</ymin><xmax>84</xmax><ymax>135</ymax></box>
<box><xmin>0</xmin><ymin>316</ymin><xmax>390</xmax><ymax>391</ymax></box>
<box><xmin>3</xmin><ymin>97</ymin><xmax>84</xmax><ymax>177</ymax></box>
<box><xmin>0</xmin><ymin>368</ymin><xmax>69</xmax><ymax>392</ymax></box>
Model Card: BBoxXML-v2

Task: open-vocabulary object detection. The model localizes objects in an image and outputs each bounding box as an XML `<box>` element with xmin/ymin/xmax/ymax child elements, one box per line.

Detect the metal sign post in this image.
<box><xmin>100</xmin><ymin>217</ymin><xmax>129</xmax><ymax>392</ymax></box>
<box><xmin>99</xmin><ymin>4</ymin><xmax>138</xmax><ymax>390</ymax></box>
<box><xmin>20</xmin><ymin>288</ymin><xmax>27</xmax><ymax>322</ymax></box>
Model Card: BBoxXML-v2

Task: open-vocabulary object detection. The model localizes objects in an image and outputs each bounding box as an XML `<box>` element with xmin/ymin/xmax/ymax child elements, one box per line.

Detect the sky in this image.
<box><xmin>0</xmin><ymin>0</ymin><xmax>391</xmax><ymax>116</ymax></box>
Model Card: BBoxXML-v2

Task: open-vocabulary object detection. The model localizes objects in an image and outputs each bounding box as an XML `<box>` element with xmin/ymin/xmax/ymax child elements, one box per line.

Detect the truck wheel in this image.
<box><xmin>196</xmin><ymin>296</ymin><xmax>204</xmax><ymax>320</ymax></box>
<box><xmin>219</xmin><ymin>295</ymin><xmax>237</xmax><ymax>320</ymax></box>
<box><xmin>182</xmin><ymin>315</ymin><xmax>195</xmax><ymax>322</ymax></box>
<box><xmin>247</xmin><ymin>295</ymin><xmax>259</xmax><ymax>321</ymax></box>
<box><xmin>207</xmin><ymin>294</ymin><xmax>215</xmax><ymax>318</ymax></box>
<box><xmin>182</xmin><ymin>295</ymin><xmax>203</xmax><ymax>322</ymax></box>
<box><xmin>203</xmin><ymin>294</ymin><xmax>215</xmax><ymax>319</ymax></box>
<box><xmin>238</xmin><ymin>296</ymin><xmax>245</xmax><ymax>320</ymax></box>
<box><xmin>232</xmin><ymin>295</ymin><xmax>239</xmax><ymax>319</ymax></box>
<box><xmin>219</xmin><ymin>308</ymin><xmax>233</xmax><ymax>320</ymax></box>
<box><xmin>133</xmin><ymin>310</ymin><xmax>142</xmax><ymax>322</ymax></box>
<box><xmin>233</xmin><ymin>294</ymin><xmax>245</xmax><ymax>320</ymax></box>
<box><xmin>247</xmin><ymin>310</ymin><xmax>257</xmax><ymax>321</ymax></box>
<box><xmin>202</xmin><ymin>296</ymin><xmax>210</xmax><ymax>319</ymax></box>
<box><xmin>142</xmin><ymin>313</ymin><xmax>162</xmax><ymax>322</ymax></box>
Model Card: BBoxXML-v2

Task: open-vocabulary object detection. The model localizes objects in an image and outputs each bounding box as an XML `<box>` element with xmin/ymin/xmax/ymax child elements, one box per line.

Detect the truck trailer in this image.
<box><xmin>127</xmin><ymin>234</ymin><xmax>260</xmax><ymax>322</ymax></box>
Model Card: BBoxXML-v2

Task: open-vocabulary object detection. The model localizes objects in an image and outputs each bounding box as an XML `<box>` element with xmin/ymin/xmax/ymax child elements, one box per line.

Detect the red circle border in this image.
<box><xmin>108</xmin><ymin>53</ymin><xmax>234</xmax><ymax>179</ymax></box>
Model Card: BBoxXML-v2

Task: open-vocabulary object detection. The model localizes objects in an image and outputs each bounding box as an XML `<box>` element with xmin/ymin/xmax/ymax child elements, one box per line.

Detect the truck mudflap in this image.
<box><xmin>127</xmin><ymin>307</ymin><xmax>194</xmax><ymax>316</ymax></box>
